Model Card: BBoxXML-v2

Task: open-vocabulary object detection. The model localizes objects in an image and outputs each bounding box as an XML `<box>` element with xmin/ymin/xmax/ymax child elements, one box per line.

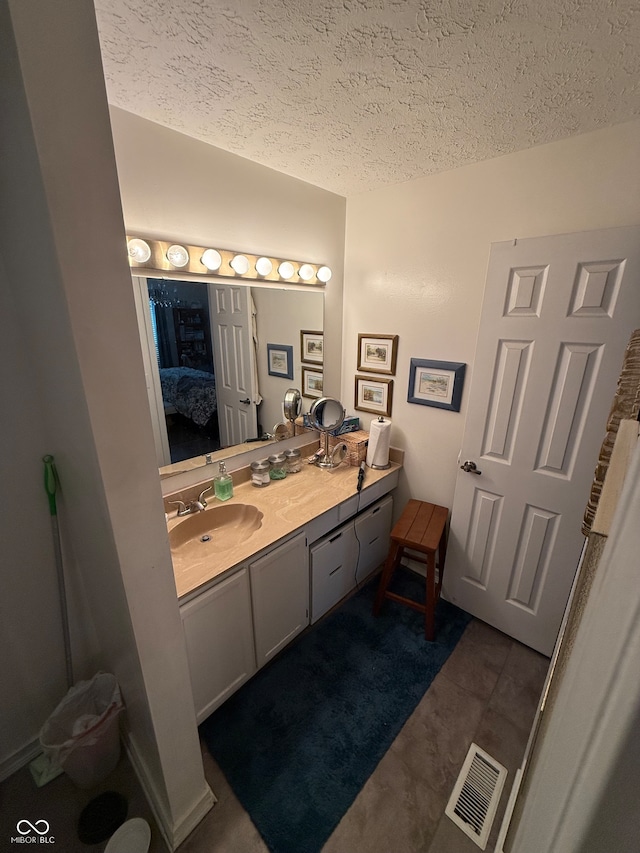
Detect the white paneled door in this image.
<box><xmin>209</xmin><ymin>283</ymin><xmax>258</xmax><ymax>447</ymax></box>
<box><xmin>443</xmin><ymin>226</ymin><xmax>640</xmax><ymax>655</ymax></box>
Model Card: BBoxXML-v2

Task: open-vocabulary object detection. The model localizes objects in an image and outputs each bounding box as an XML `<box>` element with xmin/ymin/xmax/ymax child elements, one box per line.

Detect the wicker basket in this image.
<box><xmin>328</xmin><ymin>430</ymin><xmax>369</xmax><ymax>467</ymax></box>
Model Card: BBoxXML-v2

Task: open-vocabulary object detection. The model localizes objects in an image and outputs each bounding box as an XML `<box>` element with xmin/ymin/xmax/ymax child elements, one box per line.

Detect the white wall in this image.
<box><xmin>108</xmin><ymin>107</ymin><xmax>346</xmax><ymax>399</ymax></box>
<box><xmin>343</xmin><ymin>120</ymin><xmax>640</xmax><ymax>515</ymax></box>
<box><xmin>1</xmin><ymin>2</ymin><xmax>212</xmax><ymax>845</ymax></box>
<box><xmin>0</xmin><ymin>255</ymin><xmax>101</xmax><ymax>769</ymax></box>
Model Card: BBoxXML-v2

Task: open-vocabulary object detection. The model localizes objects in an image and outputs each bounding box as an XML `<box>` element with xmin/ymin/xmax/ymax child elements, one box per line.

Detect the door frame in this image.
<box><xmin>505</xmin><ymin>439</ymin><xmax>640</xmax><ymax>852</ymax></box>
<box><xmin>132</xmin><ymin>275</ymin><xmax>171</xmax><ymax>467</ymax></box>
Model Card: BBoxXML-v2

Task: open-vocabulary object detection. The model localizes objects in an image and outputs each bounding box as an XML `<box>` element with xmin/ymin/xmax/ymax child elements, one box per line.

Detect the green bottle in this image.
<box><xmin>214</xmin><ymin>461</ymin><xmax>233</xmax><ymax>501</ymax></box>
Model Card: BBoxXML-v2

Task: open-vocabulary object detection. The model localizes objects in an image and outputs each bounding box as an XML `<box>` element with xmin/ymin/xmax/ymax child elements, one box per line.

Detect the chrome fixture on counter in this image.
<box><xmin>168</xmin><ymin>485</ymin><xmax>213</xmax><ymax>516</ymax></box>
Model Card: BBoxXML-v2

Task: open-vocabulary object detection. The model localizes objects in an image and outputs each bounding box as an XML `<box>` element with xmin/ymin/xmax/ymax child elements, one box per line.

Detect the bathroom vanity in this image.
<box><xmin>167</xmin><ymin>460</ymin><xmax>400</xmax><ymax>723</ymax></box>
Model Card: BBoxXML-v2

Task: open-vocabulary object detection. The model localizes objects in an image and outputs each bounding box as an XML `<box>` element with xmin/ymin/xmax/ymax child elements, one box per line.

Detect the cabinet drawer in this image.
<box><xmin>338</xmin><ymin>495</ymin><xmax>359</xmax><ymax>523</ymax></box>
<box><xmin>310</xmin><ymin>524</ymin><xmax>357</xmax><ymax>624</ymax></box>
<box><xmin>305</xmin><ymin>506</ymin><xmax>341</xmax><ymax>546</ymax></box>
<box><xmin>355</xmin><ymin>494</ymin><xmax>393</xmax><ymax>582</ymax></box>
<box><xmin>359</xmin><ymin>468</ymin><xmax>398</xmax><ymax>510</ymax></box>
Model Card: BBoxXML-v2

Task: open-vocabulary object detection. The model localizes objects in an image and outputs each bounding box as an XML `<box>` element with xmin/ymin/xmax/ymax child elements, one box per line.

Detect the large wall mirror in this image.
<box><xmin>132</xmin><ymin>275</ymin><xmax>324</xmax><ymax>479</ymax></box>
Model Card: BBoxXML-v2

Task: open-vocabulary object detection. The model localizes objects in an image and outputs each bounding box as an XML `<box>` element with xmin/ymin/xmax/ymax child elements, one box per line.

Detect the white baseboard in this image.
<box><xmin>1</xmin><ymin>732</ymin><xmax>215</xmax><ymax>850</ymax></box>
<box><xmin>169</xmin><ymin>783</ymin><xmax>216</xmax><ymax>850</ymax></box>
<box><xmin>0</xmin><ymin>738</ymin><xmax>42</xmax><ymax>783</ymax></box>
<box><xmin>123</xmin><ymin>734</ymin><xmax>216</xmax><ymax>851</ymax></box>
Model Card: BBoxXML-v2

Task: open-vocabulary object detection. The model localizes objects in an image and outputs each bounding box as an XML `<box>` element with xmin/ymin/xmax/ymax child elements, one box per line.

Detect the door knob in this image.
<box><xmin>239</xmin><ymin>397</ymin><xmax>251</xmax><ymax>405</ymax></box>
<box><xmin>460</xmin><ymin>460</ymin><xmax>482</xmax><ymax>475</ymax></box>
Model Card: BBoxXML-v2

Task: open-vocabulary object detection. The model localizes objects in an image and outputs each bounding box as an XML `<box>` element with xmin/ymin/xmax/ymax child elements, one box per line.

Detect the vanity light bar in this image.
<box><xmin>126</xmin><ymin>236</ymin><xmax>331</xmax><ymax>286</ymax></box>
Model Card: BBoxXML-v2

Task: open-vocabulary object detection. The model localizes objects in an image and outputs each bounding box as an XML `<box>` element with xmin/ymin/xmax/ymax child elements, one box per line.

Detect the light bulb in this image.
<box><xmin>317</xmin><ymin>266</ymin><xmax>332</xmax><ymax>282</ymax></box>
<box><xmin>201</xmin><ymin>249</ymin><xmax>222</xmax><ymax>270</ymax></box>
<box><xmin>299</xmin><ymin>263</ymin><xmax>315</xmax><ymax>281</ymax></box>
<box><xmin>278</xmin><ymin>261</ymin><xmax>295</xmax><ymax>280</ymax></box>
<box><xmin>127</xmin><ymin>238</ymin><xmax>151</xmax><ymax>264</ymax></box>
<box><xmin>230</xmin><ymin>254</ymin><xmax>250</xmax><ymax>274</ymax></box>
<box><xmin>256</xmin><ymin>257</ymin><xmax>273</xmax><ymax>276</ymax></box>
<box><xmin>166</xmin><ymin>244</ymin><xmax>189</xmax><ymax>267</ymax></box>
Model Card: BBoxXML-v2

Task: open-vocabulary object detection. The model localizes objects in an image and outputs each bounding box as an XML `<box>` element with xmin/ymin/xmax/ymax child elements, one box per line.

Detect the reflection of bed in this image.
<box><xmin>159</xmin><ymin>367</ymin><xmax>217</xmax><ymax>428</ymax></box>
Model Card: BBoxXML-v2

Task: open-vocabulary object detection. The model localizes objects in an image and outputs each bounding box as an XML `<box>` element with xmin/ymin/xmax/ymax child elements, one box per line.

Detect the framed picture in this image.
<box><xmin>302</xmin><ymin>366</ymin><xmax>324</xmax><ymax>398</ymax></box>
<box><xmin>267</xmin><ymin>343</ymin><xmax>294</xmax><ymax>379</ymax></box>
<box><xmin>300</xmin><ymin>330</ymin><xmax>324</xmax><ymax>364</ymax></box>
<box><xmin>407</xmin><ymin>359</ymin><xmax>466</xmax><ymax>411</ymax></box>
<box><xmin>357</xmin><ymin>334</ymin><xmax>399</xmax><ymax>375</ymax></box>
<box><xmin>354</xmin><ymin>375</ymin><xmax>393</xmax><ymax>417</ymax></box>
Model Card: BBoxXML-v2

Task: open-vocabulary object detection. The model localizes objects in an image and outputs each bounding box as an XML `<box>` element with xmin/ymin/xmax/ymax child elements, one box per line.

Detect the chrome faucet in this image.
<box><xmin>197</xmin><ymin>485</ymin><xmax>213</xmax><ymax>508</ymax></box>
<box><xmin>169</xmin><ymin>486</ymin><xmax>214</xmax><ymax>517</ymax></box>
<box><xmin>168</xmin><ymin>500</ymin><xmax>190</xmax><ymax>517</ymax></box>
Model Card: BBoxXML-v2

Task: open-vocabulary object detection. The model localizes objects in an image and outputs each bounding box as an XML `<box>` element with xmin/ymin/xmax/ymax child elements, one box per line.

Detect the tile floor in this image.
<box><xmin>0</xmin><ymin>619</ymin><xmax>548</xmax><ymax>853</ymax></box>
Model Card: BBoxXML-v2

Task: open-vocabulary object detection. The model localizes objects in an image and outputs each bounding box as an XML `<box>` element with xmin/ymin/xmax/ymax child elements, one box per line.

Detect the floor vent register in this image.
<box><xmin>444</xmin><ymin>743</ymin><xmax>507</xmax><ymax>850</ymax></box>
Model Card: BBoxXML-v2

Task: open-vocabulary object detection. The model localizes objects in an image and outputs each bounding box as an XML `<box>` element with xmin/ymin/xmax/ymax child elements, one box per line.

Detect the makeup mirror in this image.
<box><xmin>283</xmin><ymin>388</ymin><xmax>302</xmax><ymax>432</ymax></box>
<box><xmin>309</xmin><ymin>396</ymin><xmax>346</xmax><ymax>468</ymax></box>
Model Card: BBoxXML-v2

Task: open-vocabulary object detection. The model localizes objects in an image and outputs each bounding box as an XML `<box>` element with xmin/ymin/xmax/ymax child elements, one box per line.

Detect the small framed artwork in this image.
<box><xmin>302</xmin><ymin>366</ymin><xmax>324</xmax><ymax>398</ymax></box>
<box><xmin>357</xmin><ymin>333</ymin><xmax>399</xmax><ymax>375</ymax></box>
<box><xmin>267</xmin><ymin>343</ymin><xmax>294</xmax><ymax>379</ymax></box>
<box><xmin>407</xmin><ymin>359</ymin><xmax>466</xmax><ymax>411</ymax></box>
<box><xmin>354</xmin><ymin>375</ymin><xmax>393</xmax><ymax>417</ymax></box>
<box><xmin>300</xmin><ymin>330</ymin><xmax>324</xmax><ymax>364</ymax></box>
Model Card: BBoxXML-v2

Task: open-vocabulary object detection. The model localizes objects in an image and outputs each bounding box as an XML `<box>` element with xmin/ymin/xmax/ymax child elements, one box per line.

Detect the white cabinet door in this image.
<box><xmin>310</xmin><ymin>523</ymin><xmax>358</xmax><ymax>624</ymax></box>
<box><xmin>355</xmin><ymin>494</ymin><xmax>393</xmax><ymax>582</ymax></box>
<box><xmin>250</xmin><ymin>532</ymin><xmax>309</xmax><ymax>666</ymax></box>
<box><xmin>181</xmin><ymin>566</ymin><xmax>256</xmax><ymax>723</ymax></box>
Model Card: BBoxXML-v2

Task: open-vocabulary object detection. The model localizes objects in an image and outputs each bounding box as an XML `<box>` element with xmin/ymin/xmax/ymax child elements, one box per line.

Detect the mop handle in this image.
<box><xmin>43</xmin><ymin>455</ymin><xmax>73</xmax><ymax>688</ymax></box>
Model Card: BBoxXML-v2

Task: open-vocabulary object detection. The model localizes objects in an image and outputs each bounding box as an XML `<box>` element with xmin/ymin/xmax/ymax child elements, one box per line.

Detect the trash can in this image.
<box><xmin>40</xmin><ymin>672</ymin><xmax>124</xmax><ymax>789</ymax></box>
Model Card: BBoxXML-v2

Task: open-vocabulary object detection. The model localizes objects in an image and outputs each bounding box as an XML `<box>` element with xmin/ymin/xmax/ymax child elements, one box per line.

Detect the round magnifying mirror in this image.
<box><xmin>309</xmin><ymin>397</ymin><xmax>345</xmax><ymax>433</ymax></box>
<box><xmin>309</xmin><ymin>397</ymin><xmax>346</xmax><ymax>468</ymax></box>
<box><xmin>283</xmin><ymin>388</ymin><xmax>302</xmax><ymax>423</ymax></box>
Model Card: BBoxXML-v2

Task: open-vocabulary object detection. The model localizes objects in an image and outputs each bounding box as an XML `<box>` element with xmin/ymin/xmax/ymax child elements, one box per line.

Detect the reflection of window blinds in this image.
<box><xmin>149</xmin><ymin>300</ymin><xmax>161</xmax><ymax>364</ymax></box>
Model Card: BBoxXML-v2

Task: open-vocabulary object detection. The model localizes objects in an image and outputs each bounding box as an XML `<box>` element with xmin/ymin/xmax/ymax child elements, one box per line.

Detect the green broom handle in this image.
<box><xmin>43</xmin><ymin>454</ymin><xmax>73</xmax><ymax>688</ymax></box>
<box><xmin>43</xmin><ymin>454</ymin><xmax>58</xmax><ymax>516</ymax></box>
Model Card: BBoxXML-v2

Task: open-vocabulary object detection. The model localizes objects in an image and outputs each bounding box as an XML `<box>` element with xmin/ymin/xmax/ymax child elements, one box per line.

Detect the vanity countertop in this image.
<box><xmin>168</xmin><ymin>461</ymin><xmax>401</xmax><ymax>599</ymax></box>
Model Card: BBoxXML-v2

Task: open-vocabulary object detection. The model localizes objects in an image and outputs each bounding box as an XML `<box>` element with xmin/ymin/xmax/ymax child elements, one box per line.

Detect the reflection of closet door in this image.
<box><xmin>132</xmin><ymin>275</ymin><xmax>171</xmax><ymax>466</ymax></box>
<box><xmin>209</xmin><ymin>284</ymin><xmax>258</xmax><ymax>446</ymax></box>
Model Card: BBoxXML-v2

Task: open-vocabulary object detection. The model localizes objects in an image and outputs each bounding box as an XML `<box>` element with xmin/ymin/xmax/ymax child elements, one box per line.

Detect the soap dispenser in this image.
<box><xmin>214</xmin><ymin>461</ymin><xmax>233</xmax><ymax>501</ymax></box>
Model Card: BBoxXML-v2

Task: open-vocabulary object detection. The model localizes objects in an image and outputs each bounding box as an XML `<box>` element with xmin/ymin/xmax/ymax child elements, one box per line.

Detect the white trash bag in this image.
<box><xmin>40</xmin><ymin>672</ymin><xmax>124</xmax><ymax>789</ymax></box>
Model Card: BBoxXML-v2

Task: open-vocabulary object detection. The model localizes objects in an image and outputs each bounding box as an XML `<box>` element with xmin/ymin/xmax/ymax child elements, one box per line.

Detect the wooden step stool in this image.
<box><xmin>373</xmin><ymin>499</ymin><xmax>449</xmax><ymax>641</ymax></box>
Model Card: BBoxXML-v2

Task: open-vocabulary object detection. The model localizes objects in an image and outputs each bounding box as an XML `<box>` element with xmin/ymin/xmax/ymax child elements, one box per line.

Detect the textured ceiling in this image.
<box><xmin>95</xmin><ymin>0</ymin><xmax>640</xmax><ymax>196</ymax></box>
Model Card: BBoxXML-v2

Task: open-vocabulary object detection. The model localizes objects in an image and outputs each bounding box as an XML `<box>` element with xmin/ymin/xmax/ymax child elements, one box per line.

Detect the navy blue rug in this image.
<box><xmin>200</xmin><ymin>567</ymin><xmax>471</xmax><ymax>853</ymax></box>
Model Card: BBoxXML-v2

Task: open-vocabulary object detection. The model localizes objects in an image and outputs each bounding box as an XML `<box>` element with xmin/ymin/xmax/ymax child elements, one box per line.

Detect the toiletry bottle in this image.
<box><xmin>214</xmin><ymin>461</ymin><xmax>233</xmax><ymax>501</ymax></box>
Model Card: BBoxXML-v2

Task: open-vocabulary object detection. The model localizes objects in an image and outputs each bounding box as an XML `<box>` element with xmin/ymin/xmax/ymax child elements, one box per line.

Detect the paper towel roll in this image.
<box><xmin>366</xmin><ymin>417</ymin><xmax>391</xmax><ymax>469</ymax></box>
